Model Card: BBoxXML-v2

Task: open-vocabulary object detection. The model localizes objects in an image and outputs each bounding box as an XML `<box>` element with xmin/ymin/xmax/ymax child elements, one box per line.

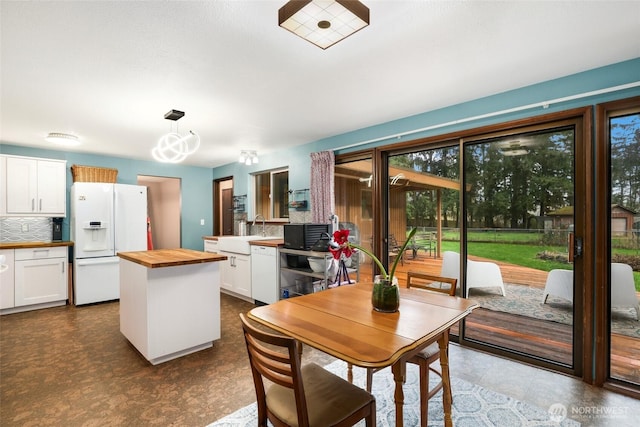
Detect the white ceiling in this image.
<box><xmin>1</xmin><ymin>1</ymin><xmax>639</xmax><ymax>168</ymax></box>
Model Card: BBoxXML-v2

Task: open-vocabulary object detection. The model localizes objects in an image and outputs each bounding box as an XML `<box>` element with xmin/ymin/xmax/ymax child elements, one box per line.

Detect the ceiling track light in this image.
<box><xmin>46</xmin><ymin>132</ymin><xmax>81</xmax><ymax>146</ymax></box>
<box><xmin>152</xmin><ymin>110</ymin><xmax>200</xmax><ymax>163</ymax></box>
<box><xmin>279</xmin><ymin>0</ymin><xmax>370</xmax><ymax>49</ymax></box>
<box><xmin>239</xmin><ymin>150</ymin><xmax>258</xmax><ymax>165</ymax></box>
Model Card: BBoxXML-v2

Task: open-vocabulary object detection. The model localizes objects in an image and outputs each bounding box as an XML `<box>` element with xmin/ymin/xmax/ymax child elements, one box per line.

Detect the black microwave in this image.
<box><xmin>283</xmin><ymin>223</ymin><xmax>330</xmax><ymax>251</ymax></box>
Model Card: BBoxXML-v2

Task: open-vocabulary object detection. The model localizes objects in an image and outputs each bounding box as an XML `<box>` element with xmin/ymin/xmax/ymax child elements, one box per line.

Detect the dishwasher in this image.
<box><xmin>251</xmin><ymin>244</ymin><xmax>278</xmax><ymax>304</ymax></box>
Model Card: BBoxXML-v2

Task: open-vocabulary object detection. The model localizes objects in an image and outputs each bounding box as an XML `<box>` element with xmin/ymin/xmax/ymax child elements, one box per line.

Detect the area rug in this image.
<box><xmin>469</xmin><ymin>283</ymin><xmax>640</xmax><ymax>338</ymax></box>
<box><xmin>208</xmin><ymin>361</ymin><xmax>580</xmax><ymax>427</ymax></box>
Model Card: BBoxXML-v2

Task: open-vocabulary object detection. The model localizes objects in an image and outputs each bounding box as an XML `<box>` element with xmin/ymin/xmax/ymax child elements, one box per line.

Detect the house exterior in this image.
<box><xmin>548</xmin><ymin>204</ymin><xmax>638</xmax><ymax>237</ymax></box>
<box><xmin>611</xmin><ymin>204</ymin><xmax>639</xmax><ymax>236</ymax></box>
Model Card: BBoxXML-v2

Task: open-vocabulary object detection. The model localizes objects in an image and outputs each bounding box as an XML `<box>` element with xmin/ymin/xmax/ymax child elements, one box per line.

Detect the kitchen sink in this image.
<box><xmin>216</xmin><ymin>235</ymin><xmax>280</xmax><ymax>254</ymax></box>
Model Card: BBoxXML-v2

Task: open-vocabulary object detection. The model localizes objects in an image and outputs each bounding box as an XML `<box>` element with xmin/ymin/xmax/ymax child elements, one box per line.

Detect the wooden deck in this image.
<box><xmin>357</xmin><ymin>253</ymin><xmax>639</xmax><ymax>384</ymax></box>
<box><xmin>392</xmin><ymin>252</ymin><xmax>548</xmax><ymax>288</ymax></box>
<box><xmin>357</xmin><ymin>252</ymin><xmax>548</xmax><ymax>288</ymax></box>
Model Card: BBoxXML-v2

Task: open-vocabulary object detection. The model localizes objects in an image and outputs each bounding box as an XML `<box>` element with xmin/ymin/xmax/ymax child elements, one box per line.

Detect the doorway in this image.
<box><xmin>137</xmin><ymin>175</ymin><xmax>181</xmax><ymax>249</ymax></box>
<box><xmin>459</xmin><ymin>122</ymin><xmax>582</xmax><ymax>371</ymax></box>
<box><xmin>214</xmin><ymin>177</ymin><xmax>234</xmax><ymax>236</ymax></box>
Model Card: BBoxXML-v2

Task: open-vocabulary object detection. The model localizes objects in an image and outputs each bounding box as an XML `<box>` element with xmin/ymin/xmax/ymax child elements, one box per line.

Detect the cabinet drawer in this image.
<box><xmin>251</xmin><ymin>245</ymin><xmax>276</xmax><ymax>256</ymax></box>
<box><xmin>204</xmin><ymin>240</ymin><xmax>219</xmax><ymax>253</ymax></box>
<box><xmin>15</xmin><ymin>246</ymin><xmax>67</xmax><ymax>260</ymax></box>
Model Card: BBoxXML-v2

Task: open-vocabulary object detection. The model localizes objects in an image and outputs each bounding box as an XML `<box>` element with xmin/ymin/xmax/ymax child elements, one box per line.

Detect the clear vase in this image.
<box><xmin>372</xmin><ymin>275</ymin><xmax>400</xmax><ymax>313</ymax></box>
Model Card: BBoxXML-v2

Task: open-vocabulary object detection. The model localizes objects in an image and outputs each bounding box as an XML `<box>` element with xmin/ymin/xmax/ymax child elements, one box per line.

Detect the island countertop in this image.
<box><xmin>117</xmin><ymin>248</ymin><xmax>227</xmax><ymax>268</ymax></box>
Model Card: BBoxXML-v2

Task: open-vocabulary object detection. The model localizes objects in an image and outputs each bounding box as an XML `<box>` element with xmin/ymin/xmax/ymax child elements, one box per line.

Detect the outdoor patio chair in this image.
<box><xmin>389</xmin><ymin>234</ymin><xmax>410</xmax><ymax>265</ymax></box>
<box><xmin>542</xmin><ymin>265</ymin><xmax>639</xmax><ymax>320</ymax></box>
<box><xmin>611</xmin><ymin>263</ymin><xmax>640</xmax><ymax>321</ymax></box>
<box><xmin>542</xmin><ymin>269</ymin><xmax>574</xmax><ymax>304</ymax></box>
<box><xmin>239</xmin><ymin>313</ymin><xmax>376</xmax><ymax>427</ymax></box>
<box><xmin>440</xmin><ymin>251</ymin><xmax>506</xmax><ymax>297</ymax></box>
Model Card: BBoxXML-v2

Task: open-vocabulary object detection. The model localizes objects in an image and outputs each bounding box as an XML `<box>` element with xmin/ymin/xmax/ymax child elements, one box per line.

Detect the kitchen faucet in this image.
<box><xmin>329</xmin><ymin>213</ymin><xmax>339</xmax><ymax>234</ymax></box>
<box><xmin>253</xmin><ymin>214</ymin><xmax>266</xmax><ymax>236</ymax></box>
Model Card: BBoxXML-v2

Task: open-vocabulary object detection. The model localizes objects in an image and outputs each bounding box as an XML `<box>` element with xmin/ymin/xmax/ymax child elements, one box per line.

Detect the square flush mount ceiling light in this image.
<box><xmin>279</xmin><ymin>0</ymin><xmax>370</xmax><ymax>49</ymax></box>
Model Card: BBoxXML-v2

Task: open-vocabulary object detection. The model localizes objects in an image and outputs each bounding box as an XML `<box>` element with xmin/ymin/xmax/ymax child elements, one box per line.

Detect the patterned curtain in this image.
<box><xmin>310</xmin><ymin>151</ymin><xmax>335</xmax><ymax>224</ymax></box>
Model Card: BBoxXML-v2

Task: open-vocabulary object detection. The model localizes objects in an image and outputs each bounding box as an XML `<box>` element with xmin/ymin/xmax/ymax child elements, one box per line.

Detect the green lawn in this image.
<box><xmin>441</xmin><ymin>241</ymin><xmax>569</xmax><ymax>270</ymax></box>
<box><xmin>434</xmin><ymin>240</ymin><xmax>640</xmax><ymax>292</ymax></box>
<box><xmin>406</xmin><ymin>229</ymin><xmax>640</xmax><ymax>291</ymax></box>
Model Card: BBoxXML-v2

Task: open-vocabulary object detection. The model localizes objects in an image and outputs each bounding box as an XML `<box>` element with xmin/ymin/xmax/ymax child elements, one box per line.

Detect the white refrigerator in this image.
<box><xmin>71</xmin><ymin>183</ymin><xmax>147</xmax><ymax>305</ymax></box>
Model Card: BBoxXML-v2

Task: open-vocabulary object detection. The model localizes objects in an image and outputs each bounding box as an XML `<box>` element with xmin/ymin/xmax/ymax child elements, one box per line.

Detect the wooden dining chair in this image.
<box><xmin>359</xmin><ymin>273</ymin><xmax>458</xmax><ymax>427</ymax></box>
<box><xmin>407</xmin><ymin>271</ymin><xmax>458</xmax><ymax>296</ymax></box>
<box><xmin>239</xmin><ymin>313</ymin><xmax>376</xmax><ymax>427</ymax></box>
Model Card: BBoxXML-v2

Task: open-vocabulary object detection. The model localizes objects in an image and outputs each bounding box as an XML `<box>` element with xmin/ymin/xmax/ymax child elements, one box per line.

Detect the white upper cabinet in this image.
<box><xmin>1</xmin><ymin>155</ymin><xmax>67</xmax><ymax>217</ymax></box>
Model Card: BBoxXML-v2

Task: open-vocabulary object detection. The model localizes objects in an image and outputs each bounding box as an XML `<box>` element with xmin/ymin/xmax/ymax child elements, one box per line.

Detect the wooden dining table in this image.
<box><xmin>247</xmin><ymin>282</ymin><xmax>478</xmax><ymax>427</ymax></box>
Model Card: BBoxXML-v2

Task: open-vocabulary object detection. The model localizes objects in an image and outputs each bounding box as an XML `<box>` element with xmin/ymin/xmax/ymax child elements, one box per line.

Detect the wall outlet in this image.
<box><xmin>21</xmin><ymin>223</ymin><xmax>29</xmax><ymax>232</ymax></box>
<box><xmin>200</xmin><ymin>219</ymin><xmax>205</xmax><ymax>226</ymax></box>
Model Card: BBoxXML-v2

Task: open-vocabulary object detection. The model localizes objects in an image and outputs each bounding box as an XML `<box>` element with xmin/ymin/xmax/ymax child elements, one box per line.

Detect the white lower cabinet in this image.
<box><xmin>14</xmin><ymin>247</ymin><xmax>67</xmax><ymax>307</ymax></box>
<box><xmin>0</xmin><ymin>249</ymin><xmax>15</xmax><ymax>309</ymax></box>
<box><xmin>251</xmin><ymin>245</ymin><xmax>278</xmax><ymax>304</ymax></box>
<box><xmin>219</xmin><ymin>251</ymin><xmax>251</xmax><ymax>298</ymax></box>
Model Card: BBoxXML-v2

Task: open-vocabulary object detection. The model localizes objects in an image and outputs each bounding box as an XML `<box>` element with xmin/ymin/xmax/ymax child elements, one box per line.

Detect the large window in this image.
<box><xmin>253</xmin><ymin>168</ymin><xmax>289</xmax><ymax>220</ymax></box>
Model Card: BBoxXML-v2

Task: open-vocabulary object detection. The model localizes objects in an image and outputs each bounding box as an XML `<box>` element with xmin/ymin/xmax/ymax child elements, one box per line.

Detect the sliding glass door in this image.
<box><xmin>386</xmin><ymin>145</ymin><xmax>461</xmax><ymax>286</ymax></box>
<box><xmin>461</xmin><ymin>125</ymin><xmax>579</xmax><ymax>367</ymax></box>
<box><xmin>334</xmin><ymin>156</ymin><xmax>375</xmax><ymax>283</ymax></box>
<box><xmin>335</xmin><ymin>106</ymin><xmax>610</xmax><ymax>375</ymax></box>
<box><xmin>599</xmin><ymin>98</ymin><xmax>640</xmax><ymax>389</ymax></box>
<box><xmin>379</xmin><ymin>111</ymin><xmax>588</xmax><ymax>371</ymax></box>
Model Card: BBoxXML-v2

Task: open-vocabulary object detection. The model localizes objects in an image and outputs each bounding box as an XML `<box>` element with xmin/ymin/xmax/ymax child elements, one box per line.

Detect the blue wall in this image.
<box><xmin>0</xmin><ymin>146</ymin><xmax>213</xmax><ymax>250</ymax></box>
<box><xmin>213</xmin><ymin>58</ymin><xmax>640</xmax><ymax>216</ymax></box>
<box><xmin>3</xmin><ymin>58</ymin><xmax>639</xmax><ymax>248</ymax></box>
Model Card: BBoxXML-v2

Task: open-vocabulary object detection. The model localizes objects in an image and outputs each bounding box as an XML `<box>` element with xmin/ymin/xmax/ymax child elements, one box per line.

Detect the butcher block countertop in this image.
<box><xmin>0</xmin><ymin>241</ymin><xmax>74</xmax><ymax>249</ymax></box>
<box><xmin>117</xmin><ymin>248</ymin><xmax>227</xmax><ymax>268</ymax></box>
<box><xmin>248</xmin><ymin>239</ymin><xmax>283</xmax><ymax>247</ymax></box>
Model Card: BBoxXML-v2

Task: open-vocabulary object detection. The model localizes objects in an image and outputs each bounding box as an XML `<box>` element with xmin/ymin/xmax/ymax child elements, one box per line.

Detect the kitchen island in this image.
<box><xmin>117</xmin><ymin>248</ymin><xmax>227</xmax><ymax>365</ymax></box>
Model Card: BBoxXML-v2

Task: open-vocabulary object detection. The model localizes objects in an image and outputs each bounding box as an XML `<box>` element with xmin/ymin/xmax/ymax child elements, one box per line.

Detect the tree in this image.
<box><xmin>611</xmin><ymin>113</ymin><xmax>640</xmax><ymax>211</ymax></box>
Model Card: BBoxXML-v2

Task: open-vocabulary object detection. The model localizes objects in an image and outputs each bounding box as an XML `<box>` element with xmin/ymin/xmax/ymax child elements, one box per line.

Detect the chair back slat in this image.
<box><xmin>240</xmin><ymin>314</ymin><xmax>310</xmax><ymax>426</ymax></box>
<box><xmin>407</xmin><ymin>271</ymin><xmax>458</xmax><ymax>296</ymax></box>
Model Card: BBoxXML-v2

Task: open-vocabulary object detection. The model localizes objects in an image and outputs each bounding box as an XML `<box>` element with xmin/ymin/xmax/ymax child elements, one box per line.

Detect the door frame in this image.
<box><xmin>213</xmin><ymin>176</ymin><xmax>234</xmax><ymax>236</ymax></box>
<box><xmin>595</xmin><ymin>95</ymin><xmax>640</xmax><ymax>397</ymax></box>
<box><xmin>368</xmin><ymin>107</ymin><xmax>593</xmax><ymax>378</ymax></box>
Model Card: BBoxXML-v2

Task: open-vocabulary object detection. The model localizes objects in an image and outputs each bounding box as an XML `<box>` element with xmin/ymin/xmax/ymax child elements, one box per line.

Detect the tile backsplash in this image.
<box><xmin>0</xmin><ymin>217</ymin><xmax>53</xmax><ymax>242</ymax></box>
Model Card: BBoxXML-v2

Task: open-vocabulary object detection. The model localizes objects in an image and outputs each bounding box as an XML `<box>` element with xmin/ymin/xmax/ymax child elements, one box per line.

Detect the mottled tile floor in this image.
<box><xmin>1</xmin><ymin>294</ymin><xmax>638</xmax><ymax>426</ymax></box>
